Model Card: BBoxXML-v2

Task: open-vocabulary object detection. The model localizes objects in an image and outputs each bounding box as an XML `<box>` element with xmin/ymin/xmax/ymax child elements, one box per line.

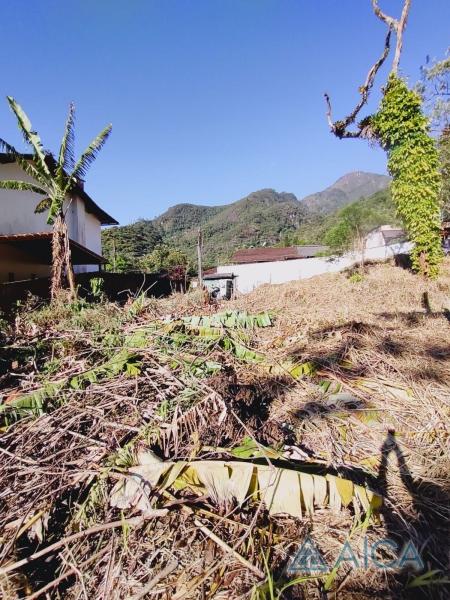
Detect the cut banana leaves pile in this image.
<box><xmin>183</xmin><ymin>310</ymin><xmax>274</xmax><ymax>329</ymax></box>
<box><xmin>0</xmin><ymin>349</ymin><xmax>140</xmax><ymax>424</ymax></box>
<box><xmin>110</xmin><ymin>451</ymin><xmax>382</xmax><ymax>520</ymax></box>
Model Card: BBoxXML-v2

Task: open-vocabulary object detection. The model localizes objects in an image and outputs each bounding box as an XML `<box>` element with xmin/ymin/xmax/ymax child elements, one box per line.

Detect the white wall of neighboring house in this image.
<box><xmin>364</xmin><ymin>229</ymin><xmax>386</xmax><ymax>249</ymax></box>
<box><xmin>0</xmin><ymin>162</ymin><xmax>52</xmax><ymax>235</ymax></box>
<box><xmin>0</xmin><ymin>162</ymin><xmax>103</xmax><ymax>279</ymax></box>
<box><xmin>217</xmin><ymin>241</ymin><xmax>413</xmax><ymax>294</ymax></box>
<box><xmin>364</xmin><ymin>226</ymin><xmax>403</xmax><ymax>250</ymax></box>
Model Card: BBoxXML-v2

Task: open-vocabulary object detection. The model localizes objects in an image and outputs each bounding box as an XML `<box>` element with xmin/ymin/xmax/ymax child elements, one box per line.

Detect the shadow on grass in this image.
<box><xmin>375</xmin><ymin>431</ymin><xmax>450</xmax><ymax>598</ymax></box>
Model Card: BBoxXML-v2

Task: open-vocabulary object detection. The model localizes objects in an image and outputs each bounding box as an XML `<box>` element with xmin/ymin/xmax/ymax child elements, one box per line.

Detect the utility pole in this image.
<box><xmin>197</xmin><ymin>227</ymin><xmax>203</xmax><ymax>288</ymax></box>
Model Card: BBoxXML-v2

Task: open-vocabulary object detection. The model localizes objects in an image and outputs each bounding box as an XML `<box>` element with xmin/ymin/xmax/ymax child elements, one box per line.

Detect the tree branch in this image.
<box><xmin>324</xmin><ymin>28</ymin><xmax>391</xmax><ymax>138</ymax></box>
<box><xmin>371</xmin><ymin>0</ymin><xmax>412</xmax><ymax>74</ymax></box>
<box><xmin>371</xmin><ymin>0</ymin><xmax>397</xmax><ymax>29</ymax></box>
<box><xmin>392</xmin><ymin>0</ymin><xmax>411</xmax><ymax>74</ymax></box>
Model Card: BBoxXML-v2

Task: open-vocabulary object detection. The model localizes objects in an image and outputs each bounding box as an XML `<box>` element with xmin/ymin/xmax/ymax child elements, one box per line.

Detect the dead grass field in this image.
<box><xmin>0</xmin><ymin>259</ymin><xmax>449</xmax><ymax>599</ymax></box>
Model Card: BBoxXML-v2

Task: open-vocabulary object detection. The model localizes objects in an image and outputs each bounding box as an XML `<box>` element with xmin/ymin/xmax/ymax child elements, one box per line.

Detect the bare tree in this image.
<box><xmin>324</xmin><ymin>0</ymin><xmax>412</xmax><ymax>139</ymax></box>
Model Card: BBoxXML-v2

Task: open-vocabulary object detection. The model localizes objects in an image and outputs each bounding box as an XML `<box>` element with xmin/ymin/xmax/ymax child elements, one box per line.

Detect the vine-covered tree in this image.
<box><xmin>325</xmin><ymin>0</ymin><xmax>443</xmax><ymax>277</ymax></box>
<box><xmin>0</xmin><ymin>98</ymin><xmax>111</xmax><ymax>298</ymax></box>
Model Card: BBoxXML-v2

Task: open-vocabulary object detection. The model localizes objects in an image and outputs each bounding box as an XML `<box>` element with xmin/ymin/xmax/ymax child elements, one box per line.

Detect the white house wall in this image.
<box><xmin>217</xmin><ymin>242</ymin><xmax>413</xmax><ymax>294</ymax></box>
<box><xmin>0</xmin><ymin>163</ymin><xmax>52</xmax><ymax>235</ymax></box>
<box><xmin>0</xmin><ymin>162</ymin><xmax>103</xmax><ymax>274</ymax></box>
<box><xmin>80</xmin><ymin>210</ymin><xmax>104</xmax><ymax>273</ymax></box>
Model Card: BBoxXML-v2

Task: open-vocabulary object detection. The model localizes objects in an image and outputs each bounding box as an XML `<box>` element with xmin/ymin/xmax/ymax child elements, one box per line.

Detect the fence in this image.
<box><xmin>0</xmin><ymin>271</ymin><xmax>172</xmax><ymax>312</ymax></box>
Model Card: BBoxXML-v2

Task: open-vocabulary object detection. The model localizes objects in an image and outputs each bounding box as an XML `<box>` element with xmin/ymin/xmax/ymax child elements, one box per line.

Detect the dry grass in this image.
<box><xmin>0</xmin><ymin>259</ymin><xmax>449</xmax><ymax>599</ymax></box>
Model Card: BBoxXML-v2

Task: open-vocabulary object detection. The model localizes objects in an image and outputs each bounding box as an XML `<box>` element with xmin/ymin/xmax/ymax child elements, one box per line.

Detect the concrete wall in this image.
<box><xmin>0</xmin><ymin>163</ymin><xmax>52</xmax><ymax>236</ymax></box>
<box><xmin>365</xmin><ymin>230</ymin><xmax>385</xmax><ymax>249</ymax></box>
<box><xmin>217</xmin><ymin>241</ymin><xmax>413</xmax><ymax>294</ymax></box>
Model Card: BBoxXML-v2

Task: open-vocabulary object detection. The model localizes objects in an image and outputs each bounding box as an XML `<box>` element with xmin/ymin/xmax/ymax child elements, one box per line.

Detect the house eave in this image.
<box><xmin>0</xmin><ymin>232</ymin><xmax>107</xmax><ymax>264</ymax></box>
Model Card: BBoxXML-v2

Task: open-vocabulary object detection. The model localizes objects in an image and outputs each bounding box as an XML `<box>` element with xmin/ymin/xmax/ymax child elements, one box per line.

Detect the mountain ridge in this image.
<box><xmin>102</xmin><ymin>171</ymin><xmax>392</xmax><ymax>268</ymax></box>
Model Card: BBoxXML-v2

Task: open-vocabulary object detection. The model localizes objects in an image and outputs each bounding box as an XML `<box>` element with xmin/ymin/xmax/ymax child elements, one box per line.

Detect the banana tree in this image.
<box><xmin>0</xmin><ymin>97</ymin><xmax>111</xmax><ymax>300</ymax></box>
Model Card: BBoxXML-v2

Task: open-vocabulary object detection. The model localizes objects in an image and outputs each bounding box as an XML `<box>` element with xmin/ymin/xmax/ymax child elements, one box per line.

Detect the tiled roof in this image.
<box><xmin>230</xmin><ymin>245</ymin><xmax>328</xmax><ymax>264</ymax></box>
<box><xmin>381</xmin><ymin>229</ymin><xmax>406</xmax><ymax>243</ymax></box>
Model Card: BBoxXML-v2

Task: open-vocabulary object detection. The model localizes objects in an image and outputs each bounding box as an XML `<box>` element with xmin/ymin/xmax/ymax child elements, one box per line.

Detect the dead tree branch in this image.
<box><xmin>372</xmin><ymin>0</ymin><xmax>412</xmax><ymax>74</ymax></box>
<box><xmin>324</xmin><ymin>28</ymin><xmax>392</xmax><ymax>138</ymax></box>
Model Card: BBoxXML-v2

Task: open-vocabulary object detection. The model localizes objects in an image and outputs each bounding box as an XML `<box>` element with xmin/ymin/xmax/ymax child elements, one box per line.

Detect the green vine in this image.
<box><xmin>371</xmin><ymin>75</ymin><xmax>443</xmax><ymax>278</ymax></box>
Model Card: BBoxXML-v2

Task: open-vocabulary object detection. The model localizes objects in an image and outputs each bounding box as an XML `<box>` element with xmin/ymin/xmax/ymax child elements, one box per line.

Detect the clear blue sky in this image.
<box><xmin>1</xmin><ymin>1</ymin><xmax>449</xmax><ymax>224</ymax></box>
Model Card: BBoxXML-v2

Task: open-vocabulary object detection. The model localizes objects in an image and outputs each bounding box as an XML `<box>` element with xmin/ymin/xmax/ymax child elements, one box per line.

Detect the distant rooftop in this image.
<box><xmin>230</xmin><ymin>245</ymin><xmax>328</xmax><ymax>265</ymax></box>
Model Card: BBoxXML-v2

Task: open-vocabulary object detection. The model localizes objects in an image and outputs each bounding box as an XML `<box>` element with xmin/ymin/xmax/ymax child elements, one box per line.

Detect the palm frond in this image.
<box><xmin>34</xmin><ymin>197</ymin><xmax>52</xmax><ymax>213</ymax></box>
<box><xmin>0</xmin><ymin>179</ymin><xmax>46</xmax><ymax>195</ymax></box>
<box><xmin>70</xmin><ymin>124</ymin><xmax>112</xmax><ymax>183</ymax></box>
<box><xmin>0</xmin><ymin>137</ymin><xmax>51</xmax><ymax>190</ymax></box>
<box><xmin>57</xmin><ymin>103</ymin><xmax>76</xmax><ymax>182</ymax></box>
<box><xmin>6</xmin><ymin>97</ymin><xmax>51</xmax><ymax>178</ymax></box>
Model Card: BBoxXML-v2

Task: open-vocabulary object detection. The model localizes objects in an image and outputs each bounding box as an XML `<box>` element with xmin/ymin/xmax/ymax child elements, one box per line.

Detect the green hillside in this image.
<box><xmin>284</xmin><ymin>188</ymin><xmax>399</xmax><ymax>246</ymax></box>
<box><xmin>102</xmin><ymin>172</ymin><xmax>396</xmax><ymax>270</ymax></box>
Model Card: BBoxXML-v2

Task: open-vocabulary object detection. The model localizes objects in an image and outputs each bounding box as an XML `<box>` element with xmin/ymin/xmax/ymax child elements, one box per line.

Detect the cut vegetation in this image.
<box><xmin>1</xmin><ymin>259</ymin><xmax>449</xmax><ymax>599</ymax></box>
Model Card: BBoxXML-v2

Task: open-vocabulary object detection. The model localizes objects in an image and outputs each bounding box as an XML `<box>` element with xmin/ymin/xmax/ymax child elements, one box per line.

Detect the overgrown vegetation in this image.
<box><xmin>1</xmin><ymin>260</ymin><xmax>449</xmax><ymax>599</ymax></box>
<box><xmin>372</xmin><ymin>76</ymin><xmax>443</xmax><ymax>277</ymax></box>
<box><xmin>325</xmin><ymin>0</ymin><xmax>445</xmax><ymax>278</ymax></box>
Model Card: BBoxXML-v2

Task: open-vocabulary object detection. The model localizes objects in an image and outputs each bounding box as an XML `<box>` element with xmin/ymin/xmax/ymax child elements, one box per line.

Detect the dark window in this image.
<box><xmin>8</xmin><ymin>272</ymin><xmax>14</xmax><ymax>282</ymax></box>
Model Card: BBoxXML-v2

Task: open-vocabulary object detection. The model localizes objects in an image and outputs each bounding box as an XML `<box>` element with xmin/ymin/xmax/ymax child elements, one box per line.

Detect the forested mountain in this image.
<box><xmin>302</xmin><ymin>171</ymin><xmax>390</xmax><ymax>214</ymax></box>
<box><xmin>102</xmin><ymin>172</ymin><xmax>393</xmax><ymax>269</ymax></box>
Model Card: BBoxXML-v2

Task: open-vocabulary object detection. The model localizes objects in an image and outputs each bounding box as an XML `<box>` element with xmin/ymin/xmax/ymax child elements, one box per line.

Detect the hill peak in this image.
<box><xmin>302</xmin><ymin>171</ymin><xmax>390</xmax><ymax>214</ymax></box>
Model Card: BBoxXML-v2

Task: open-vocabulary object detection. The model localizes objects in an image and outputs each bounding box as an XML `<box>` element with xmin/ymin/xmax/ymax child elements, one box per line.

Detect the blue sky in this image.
<box><xmin>1</xmin><ymin>0</ymin><xmax>449</xmax><ymax>224</ymax></box>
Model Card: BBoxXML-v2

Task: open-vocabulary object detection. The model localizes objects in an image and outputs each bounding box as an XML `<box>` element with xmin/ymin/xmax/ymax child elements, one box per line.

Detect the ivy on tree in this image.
<box><xmin>324</xmin><ymin>0</ymin><xmax>443</xmax><ymax>278</ymax></box>
<box><xmin>371</xmin><ymin>76</ymin><xmax>442</xmax><ymax>277</ymax></box>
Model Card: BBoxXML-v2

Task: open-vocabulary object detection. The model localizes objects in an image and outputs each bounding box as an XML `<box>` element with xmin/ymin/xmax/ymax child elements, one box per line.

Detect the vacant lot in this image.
<box><xmin>1</xmin><ymin>260</ymin><xmax>449</xmax><ymax>599</ymax></box>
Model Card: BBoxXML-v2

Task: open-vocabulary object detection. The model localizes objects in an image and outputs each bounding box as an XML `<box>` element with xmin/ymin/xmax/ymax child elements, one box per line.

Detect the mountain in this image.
<box><xmin>101</xmin><ymin>172</ymin><xmax>391</xmax><ymax>269</ymax></box>
<box><xmin>302</xmin><ymin>171</ymin><xmax>391</xmax><ymax>215</ymax></box>
<box><xmin>155</xmin><ymin>189</ymin><xmax>306</xmax><ymax>266</ymax></box>
<box><xmin>288</xmin><ymin>187</ymin><xmax>399</xmax><ymax>246</ymax></box>
<box><xmin>154</xmin><ymin>204</ymin><xmax>225</xmax><ymax>238</ymax></box>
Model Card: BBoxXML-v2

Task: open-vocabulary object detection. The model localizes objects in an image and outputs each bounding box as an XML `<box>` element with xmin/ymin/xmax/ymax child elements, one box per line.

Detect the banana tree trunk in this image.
<box><xmin>51</xmin><ymin>214</ymin><xmax>77</xmax><ymax>301</ymax></box>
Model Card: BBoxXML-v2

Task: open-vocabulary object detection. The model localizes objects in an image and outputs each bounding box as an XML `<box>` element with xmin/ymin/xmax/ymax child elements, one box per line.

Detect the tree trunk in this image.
<box><xmin>51</xmin><ymin>213</ymin><xmax>77</xmax><ymax>301</ymax></box>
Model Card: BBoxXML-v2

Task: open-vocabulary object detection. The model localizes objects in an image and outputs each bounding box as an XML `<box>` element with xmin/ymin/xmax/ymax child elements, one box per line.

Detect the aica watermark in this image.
<box><xmin>287</xmin><ymin>536</ymin><xmax>423</xmax><ymax>575</ymax></box>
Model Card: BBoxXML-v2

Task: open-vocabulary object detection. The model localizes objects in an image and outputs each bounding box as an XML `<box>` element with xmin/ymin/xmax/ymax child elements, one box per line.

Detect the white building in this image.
<box><xmin>0</xmin><ymin>153</ymin><xmax>117</xmax><ymax>282</ymax></box>
<box><xmin>364</xmin><ymin>225</ymin><xmax>405</xmax><ymax>249</ymax></box>
<box><xmin>215</xmin><ymin>227</ymin><xmax>411</xmax><ymax>294</ymax></box>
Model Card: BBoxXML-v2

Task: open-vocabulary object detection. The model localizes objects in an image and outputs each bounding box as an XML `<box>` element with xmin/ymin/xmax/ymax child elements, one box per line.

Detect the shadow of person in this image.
<box><xmin>375</xmin><ymin>431</ymin><xmax>450</xmax><ymax>598</ymax></box>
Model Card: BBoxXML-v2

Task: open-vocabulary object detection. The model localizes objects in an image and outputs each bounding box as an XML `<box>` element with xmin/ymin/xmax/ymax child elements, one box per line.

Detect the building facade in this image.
<box><xmin>0</xmin><ymin>155</ymin><xmax>117</xmax><ymax>282</ymax></box>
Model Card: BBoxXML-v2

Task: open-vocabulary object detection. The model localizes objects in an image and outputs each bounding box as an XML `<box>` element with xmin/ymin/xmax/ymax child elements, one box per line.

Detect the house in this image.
<box><xmin>215</xmin><ymin>230</ymin><xmax>411</xmax><ymax>294</ymax></box>
<box><xmin>364</xmin><ymin>225</ymin><xmax>406</xmax><ymax>249</ymax></box>
<box><xmin>0</xmin><ymin>153</ymin><xmax>118</xmax><ymax>283</ymax></box>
